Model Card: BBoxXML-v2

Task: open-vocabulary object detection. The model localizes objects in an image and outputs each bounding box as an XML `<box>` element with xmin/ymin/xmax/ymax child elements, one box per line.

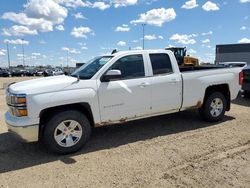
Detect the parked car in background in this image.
<box><xmin>43</xmin><ymin>68</ymin><xmax>64</xmax><ymax>76</ymax></box>
<box><xmin>36</xmin><ymin>70</ymin><xmax>44</xmax><ymax>76</ymax></box>
<box><xmin>43</xmin><ymin>69</ymin><xmax>53</xmax><ymax>77</ymax></box>
<box><xmin>9</xmin><ymin>69</ymin><xmax>23</xmax><ymax>77</ymax></box>
<box><xmin>20</xmin><ymin>70</ymin><xmax>28</xmax><ymax>76</ymax></box>
<box><xmin>0</xmin><ymin>68</ymin><xmax>10</xmax><ymax>77</ymax></box>
<box><xmin>25</xmin><ymin>69</ymin><xmax>37</xmax><ymax>76</ymax></box>
<box><xmin>242</xmin><ymin>66</ymin><xmax>250</xmax><ymax>97</ymax></box>
<box><xmin>52</xmin><ymin>69</ymin><xmax>64</xmax><ymax>76</ymax></box>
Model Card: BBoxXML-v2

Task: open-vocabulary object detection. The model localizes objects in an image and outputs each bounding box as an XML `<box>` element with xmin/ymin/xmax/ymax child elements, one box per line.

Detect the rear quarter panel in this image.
<box><xmin>181</xmin><ymin>67</ymin><xmax>242</xmax><ymax>110</ymax></box>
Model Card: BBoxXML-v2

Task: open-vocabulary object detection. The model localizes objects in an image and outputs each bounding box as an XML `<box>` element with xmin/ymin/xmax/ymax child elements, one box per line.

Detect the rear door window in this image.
<box><xmin>149</xmin><ymin>53</ymin><xmax>173</xmax><ymax>75</ymax></box>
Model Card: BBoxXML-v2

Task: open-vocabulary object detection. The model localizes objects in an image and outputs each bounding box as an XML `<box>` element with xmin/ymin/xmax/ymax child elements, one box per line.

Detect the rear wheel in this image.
<box><xmin>42</xmin><ymin>110</ymin><xmax>91</xmax><ymax>154</ymax></box>
<box><xmin>199</xmin><ymin>92</ymin><xmax>227</xmax><ymax>122</ymax></box>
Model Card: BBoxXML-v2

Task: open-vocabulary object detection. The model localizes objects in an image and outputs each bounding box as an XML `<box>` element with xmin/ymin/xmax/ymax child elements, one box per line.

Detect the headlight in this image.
<box><xmin>7</xmin><ymin>94</ymin><xmax>27</xmax><ymax>106</ymax></box>
<box><xmin>9</xmin><ymin>106</ymin><xmax>28</xmax><ymax>117</ymax></box>
<box><xmin>6</xmin><ymin>92</ymin><xmax>28</xmax><ymax>117</ymax></box>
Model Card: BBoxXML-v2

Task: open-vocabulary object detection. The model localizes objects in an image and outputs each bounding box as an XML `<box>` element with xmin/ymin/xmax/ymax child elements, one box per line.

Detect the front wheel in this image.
<box><xmin>199</xmin><ymin>92</ymin><xmax>227</xmax><ymax>122</ymax></box>
<box><xmin>42</xmin><ymin>110</ymin><xmax>91</xmax><ymax>154</ymax></box>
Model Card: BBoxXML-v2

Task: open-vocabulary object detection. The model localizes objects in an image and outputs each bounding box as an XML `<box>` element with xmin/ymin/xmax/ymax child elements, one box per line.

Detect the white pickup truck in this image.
<box><xmin>5</xmin><ymin>50</ymin><xmax>243</xmax><ymax>154</ymax></box>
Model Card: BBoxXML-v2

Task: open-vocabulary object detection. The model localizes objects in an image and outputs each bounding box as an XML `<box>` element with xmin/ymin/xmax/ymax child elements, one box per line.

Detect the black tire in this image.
<box><xmin>199</xmin><ymin>92</ymin><xmax>227</xmax><ymax>122</ymax></box>
<box><xmin>42</xmin><ymin>110</ymin><xmax>91</xmax><ymax>154</ymax></box>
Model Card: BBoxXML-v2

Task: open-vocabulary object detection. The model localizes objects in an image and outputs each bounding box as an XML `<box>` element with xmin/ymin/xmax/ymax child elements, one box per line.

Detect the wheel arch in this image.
<box><xmin>38</xmin><ymin>103</ymin><xmax>94</xmax><ymax>140</ymax></box>
<box><xmin>203</xmin><ymin>84</ymin><xmax>231</xmax><ymax>111</ymax></box>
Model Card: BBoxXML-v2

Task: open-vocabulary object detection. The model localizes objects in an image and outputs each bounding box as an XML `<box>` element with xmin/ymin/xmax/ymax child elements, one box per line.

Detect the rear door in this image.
<box><xmin>148</xmin><ymin>53</ymin><xmax>182</xmax><ymax>114</ymax></box>
<box><xmin>97</xmin><ymin>54</ymin><xmax>151</xmax><ymax>122</ymax></box>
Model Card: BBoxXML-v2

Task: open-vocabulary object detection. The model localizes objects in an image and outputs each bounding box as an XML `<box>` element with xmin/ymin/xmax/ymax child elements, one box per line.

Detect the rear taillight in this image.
<box><xmin>239</xmin><ymin>71</ymin><xmax>244</xmax><ymax>86</ymax></box>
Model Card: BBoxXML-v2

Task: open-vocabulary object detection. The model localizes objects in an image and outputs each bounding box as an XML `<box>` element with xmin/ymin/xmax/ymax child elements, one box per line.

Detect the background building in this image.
<box><xmin>215</xmin><ymin>43</ymin><xmax>250</xmax><ymax>66</ymax></box>
<box><xmin>76</xmin><ymin>63</ymin><xmax>84</xmax><ymax>69</ymax></box>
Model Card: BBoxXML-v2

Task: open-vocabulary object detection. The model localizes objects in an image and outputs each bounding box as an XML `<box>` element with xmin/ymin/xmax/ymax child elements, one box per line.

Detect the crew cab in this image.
<box><xmin>5</xmin><ymin>50</ymin><xmax>243</xmax><ymax>154</ymax></box>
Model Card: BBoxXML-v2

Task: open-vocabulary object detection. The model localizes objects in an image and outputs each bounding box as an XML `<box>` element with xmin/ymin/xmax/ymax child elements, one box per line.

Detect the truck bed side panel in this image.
<box><xmin>181</xmin><ymin>68</ymin><xmax>241</xmax><ymax>110</ymax></box>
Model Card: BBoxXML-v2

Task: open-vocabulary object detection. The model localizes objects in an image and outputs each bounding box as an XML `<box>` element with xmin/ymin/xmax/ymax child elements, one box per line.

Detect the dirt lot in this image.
<box><xmin>0</xmin><ymin>77</ymin><xmax>249</xmax><ymax>188</ymax></box>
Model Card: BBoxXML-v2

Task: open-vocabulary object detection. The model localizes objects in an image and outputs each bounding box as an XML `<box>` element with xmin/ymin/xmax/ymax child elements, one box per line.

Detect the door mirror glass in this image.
<box><xmin>102</xmin><ymin>69</ymin><xmax>121</xmax><ymax>81</ymax></box>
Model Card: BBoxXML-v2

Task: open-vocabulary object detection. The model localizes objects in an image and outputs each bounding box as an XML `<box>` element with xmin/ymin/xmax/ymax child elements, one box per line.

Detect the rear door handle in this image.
<box><xmin>139</xmin><ymin>82</ymin><xmax>150</xmax><ymax>88</ymax></box>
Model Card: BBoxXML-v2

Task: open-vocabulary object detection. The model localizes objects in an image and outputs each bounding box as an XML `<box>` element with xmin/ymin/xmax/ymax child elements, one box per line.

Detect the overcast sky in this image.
<box><xmin>0</xmin><ymin>0</ymin><xmax>250</xmax><ymax>67</ymax></box>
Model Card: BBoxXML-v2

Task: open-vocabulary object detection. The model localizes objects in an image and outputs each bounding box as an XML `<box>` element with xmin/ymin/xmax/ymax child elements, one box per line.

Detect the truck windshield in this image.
<box><xmin>71</xmin><ymin>56</ymin><xmax>113</xmax><ymax>79</ymax></box>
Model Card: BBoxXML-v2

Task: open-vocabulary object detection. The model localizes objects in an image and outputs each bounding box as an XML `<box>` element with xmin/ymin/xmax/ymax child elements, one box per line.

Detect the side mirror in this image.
<box><xmin>102</xmin><ymin>69</ymin><xmax>121</xmax><ymax>82</ymax></box>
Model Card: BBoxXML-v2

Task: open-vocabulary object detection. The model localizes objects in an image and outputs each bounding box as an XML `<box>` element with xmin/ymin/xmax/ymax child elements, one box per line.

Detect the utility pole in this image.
<box><xmin>66</xmin><ymin>50</ymin><xmax>69</xmax><ymax>67</ymax></box>
<box><xmin>142</xmin><ymin>24</ymin><xmax>146</xmax><ymax>50</ymax></box>
<box><xmin>6</xmin><ymin>42</ymin><xmax>10</xmax><ymax>68</ymax></box>
<box><xmin>21</xmin><ymin>39</ymin><xmax>25</xmax><ymax>67</ymax></box>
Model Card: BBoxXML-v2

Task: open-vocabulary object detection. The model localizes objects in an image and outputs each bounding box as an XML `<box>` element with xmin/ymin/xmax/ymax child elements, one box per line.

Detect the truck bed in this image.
<box><xmin>180</xmin><ymin>66</ymin><xmax>242</xmax><ymax>111</ymax></box>
<box><xmin>180</xmin><ymin>64</ymin><xmax>245</xmax><ymax>72</ymax></box>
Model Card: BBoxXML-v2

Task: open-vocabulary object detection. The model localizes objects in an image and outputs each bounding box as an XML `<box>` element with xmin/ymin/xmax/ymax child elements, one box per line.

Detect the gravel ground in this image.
<box><xmin>0</xmin><ymin>77</ymin><xmax>249</xmax><ymax>188</ymax></box>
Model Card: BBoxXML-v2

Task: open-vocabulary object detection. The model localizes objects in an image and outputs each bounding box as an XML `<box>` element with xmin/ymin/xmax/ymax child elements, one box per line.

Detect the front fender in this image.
<box><xmin>27</xmin><ymin>88</ymin><xmax>100</xmax><ymax>124</ymax></box>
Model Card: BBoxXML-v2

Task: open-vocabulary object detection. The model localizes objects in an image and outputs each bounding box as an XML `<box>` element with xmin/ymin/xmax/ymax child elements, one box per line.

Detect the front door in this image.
<box><xmin>97</xmin><ymin>54</ymin><xmax>151</xmax><ymax>123</ymax></box>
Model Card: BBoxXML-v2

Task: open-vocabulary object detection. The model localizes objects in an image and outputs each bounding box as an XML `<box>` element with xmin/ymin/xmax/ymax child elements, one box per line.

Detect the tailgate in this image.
<box><xmin>243</xmin><ymin>69</ymin><xmax>250</xmax><ymax>91</ymax></box>
<box><xmin>243</xmin><ymin>69</ymin><xmax>250</xmax><ymax>81</ymax></box>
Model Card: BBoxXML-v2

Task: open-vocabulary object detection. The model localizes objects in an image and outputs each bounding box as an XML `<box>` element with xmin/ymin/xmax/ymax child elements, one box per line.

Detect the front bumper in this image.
<box><xmin>5</xmin><ymin>111</ymin><xmax>39</xmax><ymax>142</ymax></box>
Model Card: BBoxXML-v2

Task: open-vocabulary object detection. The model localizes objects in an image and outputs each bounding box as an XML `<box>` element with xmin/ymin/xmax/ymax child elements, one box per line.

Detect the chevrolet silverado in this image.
<box><xmin>5</xmin><ymin>50</ymin><xmax>243</xmax><ymax>154</ymax></box>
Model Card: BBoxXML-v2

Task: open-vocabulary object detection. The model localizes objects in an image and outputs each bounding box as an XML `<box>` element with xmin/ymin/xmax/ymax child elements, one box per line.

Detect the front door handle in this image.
<box><xmin>169</xmin><ymin>79</ymin><xmax>179</xmax><ymax>84</ymax></box>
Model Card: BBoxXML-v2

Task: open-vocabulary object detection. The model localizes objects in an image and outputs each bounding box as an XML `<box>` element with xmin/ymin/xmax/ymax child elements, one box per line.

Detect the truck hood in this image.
<box><xmin>8</xmin><ymin>75</ymin><xmax>80</xmax><ymax>95</ymax></box>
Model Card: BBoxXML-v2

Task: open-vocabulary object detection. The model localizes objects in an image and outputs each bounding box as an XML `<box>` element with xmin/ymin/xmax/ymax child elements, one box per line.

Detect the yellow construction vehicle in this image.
<box><xmin>165</xmin><ymin>47</ymin><xmax>199</xmax><ymax>67</ymax></box>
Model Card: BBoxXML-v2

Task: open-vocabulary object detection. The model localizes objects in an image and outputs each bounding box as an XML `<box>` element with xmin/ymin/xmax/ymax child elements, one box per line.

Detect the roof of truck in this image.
<box><xmin>110</xmin><ymin>49</ymin><xmax>170</xmax><ymax>56</ymax></box>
